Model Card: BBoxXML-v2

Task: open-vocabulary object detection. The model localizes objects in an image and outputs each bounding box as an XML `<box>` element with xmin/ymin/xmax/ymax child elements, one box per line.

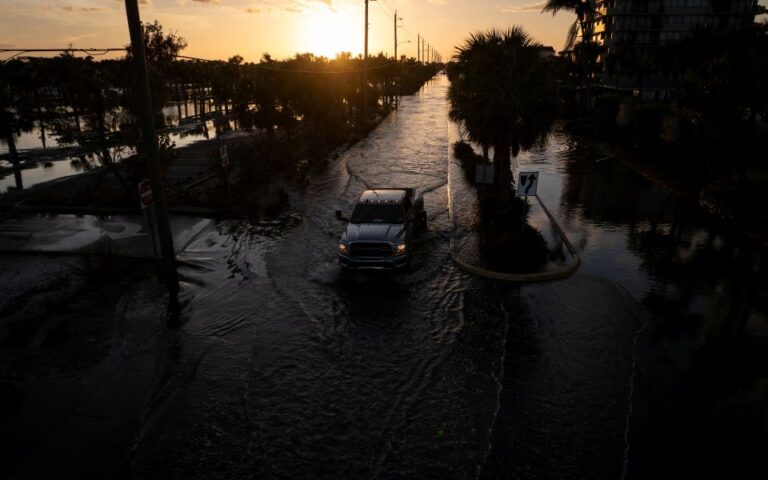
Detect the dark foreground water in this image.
<box><xmin>4</xmin><ymin>75</ymin><xmax>764</xmax><ymax>479</ymax></box>
<box><xmin>126</xmin><ymin>76</ymin><xmax>767</xmax><ymax>478</ymax></box>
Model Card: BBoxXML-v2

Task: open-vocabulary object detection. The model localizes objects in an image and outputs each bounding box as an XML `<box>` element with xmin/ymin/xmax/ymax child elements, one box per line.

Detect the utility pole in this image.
<box><xmin>364</xmin><ymin>0</ymin><xmax>379</xmax><ymax>59</ymax></box>
<box><xmin>124</xmin><ymin>0</ymin><xmax>180</xmax><ymax>323</ymax></box>
<box><xmin>417</xmin><ymin>34</ymin><xmax>420</xmax><ymax>63</ymax></box>
<box><xmin>393</xmin><ymin>10</ymin><xmax>399</xmax><ymax>61</ymax></box>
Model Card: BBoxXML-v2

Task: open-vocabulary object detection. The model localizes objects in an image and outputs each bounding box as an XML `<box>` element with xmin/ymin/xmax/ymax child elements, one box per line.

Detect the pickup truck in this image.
<box><xmin>337</xmin><ymin>188</ymin><xmax>427</xmax><ymax>270</ymax></box>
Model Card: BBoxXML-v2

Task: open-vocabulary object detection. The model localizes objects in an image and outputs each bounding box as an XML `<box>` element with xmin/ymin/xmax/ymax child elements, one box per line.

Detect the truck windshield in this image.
<box><xmin>350</xmin><ymin>204</ymin><xmax>404</xmax><ymax>224</ymax></box>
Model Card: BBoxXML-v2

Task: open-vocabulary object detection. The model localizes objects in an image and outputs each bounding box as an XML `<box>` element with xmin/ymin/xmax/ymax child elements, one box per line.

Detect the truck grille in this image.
<box><xmin>349</xmin><ymin>242</ymin><xmax>392</xmax><ymax>258</ymax></box>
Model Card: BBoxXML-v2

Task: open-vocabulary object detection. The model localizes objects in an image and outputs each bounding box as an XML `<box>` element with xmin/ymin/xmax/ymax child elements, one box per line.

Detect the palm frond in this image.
<box><xmin>541</xmin><ymin>0</ymin><xmax>580</xmax><ymax>15</ymax></box>
<box><xmin>564</xmin><ymin>20</ymin><xmax>579</xmax><ymax>50</ymax></box>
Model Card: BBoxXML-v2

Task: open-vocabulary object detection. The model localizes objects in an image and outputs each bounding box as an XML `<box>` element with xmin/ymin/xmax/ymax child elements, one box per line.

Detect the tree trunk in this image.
<box><xmin>37</xmin><ymin>105</ymin><xmax>47</xmax><ymax>149</ymax></box>
<box><xmin>493</xmin><ymin>142</ymin><xmax>511</xmax><ymax>192</ymax></box>
<box><xmin>490</xmin><ymin>141</ymin><xmax>520</xmax><ymax>233</ymax></box>
<box><xmin>4</xmin><ymin>129</ymin><xmax>23</xmax><ymax>190</ymax></box>
<box><xmin>183</xmin><ymin>85</ymin><xmax>189</xmax><ymax>119</ymax></box>
<box><xmin>4</xmin><ymin>129</ymin><xmax>19</xmax><ymax>168</ymax></box>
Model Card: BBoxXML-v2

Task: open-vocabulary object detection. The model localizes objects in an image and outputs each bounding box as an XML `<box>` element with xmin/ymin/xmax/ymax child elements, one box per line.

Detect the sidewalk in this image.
<box><xmin>0</xmin><ymin>215</ymin><xmax>212</xmax><ymax>258</ymax></box>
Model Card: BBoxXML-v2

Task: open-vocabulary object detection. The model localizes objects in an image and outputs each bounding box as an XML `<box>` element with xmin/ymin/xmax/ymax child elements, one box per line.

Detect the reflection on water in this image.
<box><xmin>0</xmin><ymin>101</ymin><xmax>236</xmax><ymax>193</ymax></box>
<box><xmin>515</xmin><ymin>132</ymin><xmax>767</xmax><ymax>479</ymax></box>
<box><xmin>124</xmin><ymin>78</ymin><xmax>766</xmax><ymax>479</ymax></box>
<box><xmin>5</xmin><ymin>76</ymin><xmax>763</xmax><ymax>478</ymax></box>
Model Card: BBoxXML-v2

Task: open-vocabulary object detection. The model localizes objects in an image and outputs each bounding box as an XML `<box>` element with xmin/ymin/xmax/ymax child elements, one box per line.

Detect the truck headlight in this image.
<box><xmin>393</xmin><ymin>243</ymin><xmax>407</xmax><ymax>255</ymax></box>
<box><xmin>339</xmin><ymin>243</ymin><xmax>349</xmax><ymax>255</ymax></box>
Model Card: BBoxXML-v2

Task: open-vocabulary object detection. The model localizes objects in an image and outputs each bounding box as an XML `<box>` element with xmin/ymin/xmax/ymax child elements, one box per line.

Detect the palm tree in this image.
<box><xmin>0</xmin><ymin>59</ymin><xmax>36</xmax><ymax>190</ymax></box>
<box><xmin>448</xmin><ymin>27</ymin><xmax>557</xmax><ymax>192</ymax></box>
<box><xmin>542</xmin><ymin>0</ymin><xmax>598</xmax><ymax>50</ymax></box>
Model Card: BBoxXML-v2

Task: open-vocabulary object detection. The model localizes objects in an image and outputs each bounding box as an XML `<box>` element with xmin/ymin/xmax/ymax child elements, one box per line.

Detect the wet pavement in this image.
<box><xmin>0</xmin><ymin>215</ymin><xmax>211</xmax><ymax>258</ymax></box>
<box><xmin>123</xmin><ymin>76</ymin><xmax>641</xmax><ymax>479</ymax></box>
<box><xmin>1</xmin><ymin>75</ymin><xmax>766</xmax><ymax>479</ymax></box>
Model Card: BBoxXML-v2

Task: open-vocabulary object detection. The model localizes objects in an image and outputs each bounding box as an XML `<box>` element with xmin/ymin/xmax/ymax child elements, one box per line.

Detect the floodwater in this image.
<box><xmin>0</xmin><ymin>102</ymin><xmax>227</xmax><ymax>193</ymax></box>
<box><xmin>3</xmin><ymin>75</ymin><xmax>765</xmax><ymax>479</ymax></box>
<box><xmin>125</xmin><ymin>76</ymin><xmax>767</xmax><ymax>478</ymax></box>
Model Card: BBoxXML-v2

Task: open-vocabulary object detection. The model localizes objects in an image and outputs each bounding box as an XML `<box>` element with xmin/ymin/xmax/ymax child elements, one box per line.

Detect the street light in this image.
<box><xmin>396</xmin><ymin>40</ymin><xmax>411</xmax><ymax>61</ymax></box>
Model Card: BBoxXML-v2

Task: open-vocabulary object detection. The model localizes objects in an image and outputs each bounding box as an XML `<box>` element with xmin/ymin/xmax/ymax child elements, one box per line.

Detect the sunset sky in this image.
<box><xmin>0</xmin><ymin>0</ymin><xmax>577</xmax><ymax>62</ymax></box>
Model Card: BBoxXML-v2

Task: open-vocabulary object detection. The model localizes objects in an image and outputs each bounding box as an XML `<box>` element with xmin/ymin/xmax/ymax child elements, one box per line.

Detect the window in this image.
<box><xmin>351</xmin><ymin>204</ymin><xmax>405</xmax><ymax>224</ymax></box>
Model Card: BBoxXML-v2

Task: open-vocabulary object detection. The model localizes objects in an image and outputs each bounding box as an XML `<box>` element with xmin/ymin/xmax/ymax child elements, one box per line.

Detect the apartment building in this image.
<box><xmin>574</xmin><ymin>0</ymin><xmax>759</xmax><ymax>97</ymax></box>
<box><xmin>588</xmin><ymin>0</ymin><xmax>759</xmax><ymax>55</ymax></box>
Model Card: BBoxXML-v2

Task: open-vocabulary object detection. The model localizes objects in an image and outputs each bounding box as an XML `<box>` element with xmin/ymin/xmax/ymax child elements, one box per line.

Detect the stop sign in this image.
<box><xmin>138</xmin><ymin>179</ymin><xmax>154</xmax><ymax>209</ymax></box>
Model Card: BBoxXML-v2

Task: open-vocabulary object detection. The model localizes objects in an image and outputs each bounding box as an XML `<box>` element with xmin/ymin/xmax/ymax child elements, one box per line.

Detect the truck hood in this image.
<box><xmin>342</xmin><ymin>223</ymin><xmax>405</xmax><ymax>243</ymax></box>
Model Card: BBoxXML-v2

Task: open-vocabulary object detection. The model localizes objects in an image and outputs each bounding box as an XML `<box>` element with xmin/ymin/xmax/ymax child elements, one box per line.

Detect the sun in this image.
<box><xmin>298</xmin><ymin>8</ymin><xmax>362</xmax><ymax>58</ymax></box>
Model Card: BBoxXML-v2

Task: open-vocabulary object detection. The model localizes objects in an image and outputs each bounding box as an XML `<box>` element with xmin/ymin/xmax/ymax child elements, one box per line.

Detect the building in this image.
<box><xmin>589</xmin><ymin>0</ymin><xmax>758</xmax><ymax>52</ymax></box>
<box><xmin>535</xmin><ymin>46</ymin><xmax>557</xmax><ymax>58</ymax></box>
<box><xmin>581</xmin><ymin>0</ymin><xmax>761</xmax><ymax>96</ymax></box>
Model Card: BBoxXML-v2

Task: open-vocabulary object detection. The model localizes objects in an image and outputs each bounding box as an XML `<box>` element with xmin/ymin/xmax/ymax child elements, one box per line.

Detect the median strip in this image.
<box><xmin>449</xmin><ymin>194</ymin><xmax>581</xmax><ymax>283</ymax></box>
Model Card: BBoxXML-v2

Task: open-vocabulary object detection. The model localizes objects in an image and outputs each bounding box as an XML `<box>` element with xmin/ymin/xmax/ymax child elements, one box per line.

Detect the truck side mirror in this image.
<box><xmin>335</xmin><ymin>210</ymin><xmax>348</xmax><ymax>222</ymax></box>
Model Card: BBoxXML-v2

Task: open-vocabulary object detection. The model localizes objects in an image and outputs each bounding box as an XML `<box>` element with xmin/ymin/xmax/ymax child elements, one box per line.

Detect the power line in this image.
<box><xmin>2</xmin><ymin>47</ymin><xmax>438</xmax><ymax>71</ymax></box>
<box><xmin>175</xmin><ymin>54</ymin><xmax>418</xmax><ymax>74</ymax></box>
<box><xmin>0</xmin><ymin>48</ymin><xmax>127</xmax><ymax>62</ymax></box>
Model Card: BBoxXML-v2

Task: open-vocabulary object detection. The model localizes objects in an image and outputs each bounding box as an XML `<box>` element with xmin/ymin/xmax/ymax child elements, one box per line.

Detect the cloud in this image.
<box><xmin>61</xmin><ymin>33</ymin><xmax>99</xmax><ymax>43</ymax></box>
<box><xmin>62</xmin><ymin>6</ymin><xmax>108</xmax><ymax>13</ymax></box>
<box><xmin>262</xmin><ymin>0</ymin><xmax>303</xmax><ymax>13</ymax></box>
<box><xmin>501</xmin><ymin>1</ymin><xmax>547</xmax><ymax>13</ymax></box>
<box><xmin>243</xmin><ymin>0</ymin><xmax>312</xmax><ymax>14</ymax></box>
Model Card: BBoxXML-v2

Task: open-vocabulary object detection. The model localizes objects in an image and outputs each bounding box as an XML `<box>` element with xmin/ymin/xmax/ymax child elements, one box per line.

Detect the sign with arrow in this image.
<box><xmin>517</xmin><ymin>171</ymin><xmax>539</xmax><ymax>197</ymax></box>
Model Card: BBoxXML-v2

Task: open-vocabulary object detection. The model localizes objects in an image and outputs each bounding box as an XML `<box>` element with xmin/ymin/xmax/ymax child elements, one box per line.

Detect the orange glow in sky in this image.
<box><xmin>297</xmin><ymin>5</ymin><xmax>364</xmax><ymax>58</ymax></box>
<box><xmin>3</xmin><ymin>0</ymin><xmax>706</xmax><ymax>62</ymax></box>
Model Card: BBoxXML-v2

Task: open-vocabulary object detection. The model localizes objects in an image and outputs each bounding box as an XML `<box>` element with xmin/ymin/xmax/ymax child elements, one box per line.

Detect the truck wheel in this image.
<box><xmin>403</xmin><ymin>254</ymin><xmax>414</xmax><ymax>273</ymax></box>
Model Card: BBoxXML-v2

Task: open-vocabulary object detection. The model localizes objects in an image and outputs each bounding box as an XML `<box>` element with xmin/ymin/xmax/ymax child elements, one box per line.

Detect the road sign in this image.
<box><xmin>138</xmin><ymin>179</ymin><xmax>154</xmax><ymax>209</ymax></box>
<box><xmin>517</xmin><ymin>171</ymin><xmax>539</xmax><ymax>197</ymax></box>
<box><xmin>475</xmin><ymin>164</ymin><xmax>494</xmax><ymax>185</ymax></box>
<box><xmin>219</xmin><ymin>144</ymin><xmax>229</xmax><ymax>168</ymax></box>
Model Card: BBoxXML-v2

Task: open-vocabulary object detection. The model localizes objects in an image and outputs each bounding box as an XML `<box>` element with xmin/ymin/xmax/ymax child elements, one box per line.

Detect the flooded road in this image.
<box><xmin>7</xmin><ymin>75</ymin><xmax>763</xmax><ymax>479</ymax></box>
<box><xmin>128</xmin><ymin>77</ymin><xmax>513</xmax><ymax>479</ymax></box>
<box><xmin>118</xmin><ymin>76</ymin><xmax>645</xmax><ymax>479</ymax></box>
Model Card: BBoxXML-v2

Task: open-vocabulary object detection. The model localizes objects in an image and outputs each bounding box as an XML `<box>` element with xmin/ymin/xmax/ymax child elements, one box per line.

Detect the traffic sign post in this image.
<box><xmin>125</xmin><ymin>0</ymin><xmax>180</xmax><ymax>323</ymax></box>
<box><xmin>137</xmin><ymin>179</ymin><xmax>159</xmax><ymax>257</ymax></box>
<box><xmin>475</xmin><ymin>164</ymin><xmax>494</xmax><ymax>185</ymax></box>
<box><xmin>517</xmin><ymin>171</ymin><xmax>539</xmax><ymax>197</ymax></box>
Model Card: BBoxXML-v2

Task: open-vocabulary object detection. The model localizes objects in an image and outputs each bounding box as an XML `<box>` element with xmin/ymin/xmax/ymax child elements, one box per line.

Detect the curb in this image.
<box><xmin>449</xmin><ymin>194</ymin><xmax>581</xmax><ymax>283</ymax></box>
